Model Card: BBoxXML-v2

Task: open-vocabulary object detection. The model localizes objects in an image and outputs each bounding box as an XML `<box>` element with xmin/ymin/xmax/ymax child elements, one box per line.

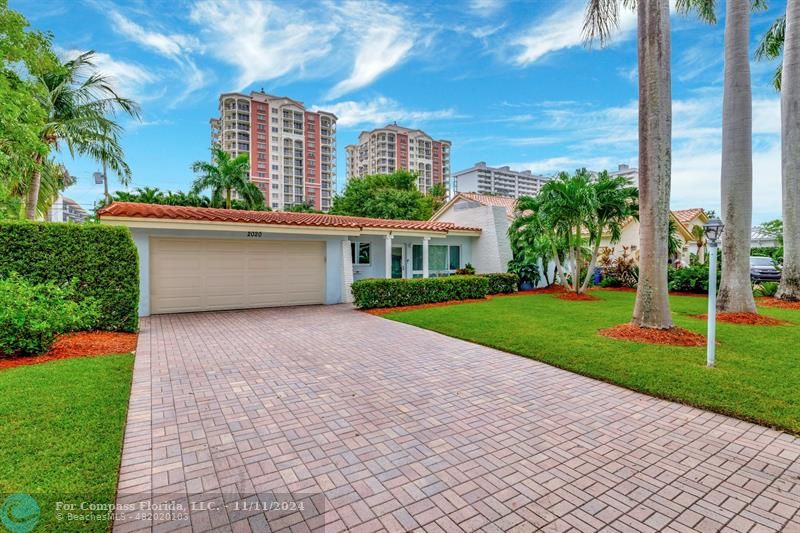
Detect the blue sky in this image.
<box><xmin>13</xmin><ymin>0</ymin><xmax>785</xmax><ymax>223</ymax></box>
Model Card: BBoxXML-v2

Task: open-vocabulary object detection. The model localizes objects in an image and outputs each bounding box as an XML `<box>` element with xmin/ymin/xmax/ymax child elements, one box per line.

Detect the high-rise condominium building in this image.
<box><xmin>210</xmin><ymin>91</ymin><xmax>337</xmax><ymax>212</ymax></box>
<box><xmin>344</xmin><ymin>124</ymin><xmax>451</xmax><ymax>193</ymax></box>
<box><xmin>453</xmin><ymin>162</ymin><xmax>550</xmax><ymax>198</ymax></box>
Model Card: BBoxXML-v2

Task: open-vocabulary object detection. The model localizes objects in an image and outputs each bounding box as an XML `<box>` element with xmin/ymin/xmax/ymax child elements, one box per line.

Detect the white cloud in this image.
<box><xmin>314</xmin><ymin>96</ymin><xmax>459</xmax><ymax>128</ymax></box>
<box><xmin>108</xmin><ymin>11</ymin><xmax>198</xmax><ymax>58</ymax></box>
<box><xmin>509</xmin><ymin>0</ymin><xmax>636</xmax><ymax>66</ymax></box>
<box><xmin>190</xmin><ymin>0</ymin><xmax>336</xmax><ymax>90</ymax></box>
<box><xmin>105</xmin><ymin>9</ymin><xmax>207</xmax><ymax>101</ymax></box>
<box><xmin>60</xmin><ymin>48</ymin><xmax>159</xmax><ymax>102</ymax></box>
<box><xmin>468</xmin><ymin>0</ymin><xmax>506</xmax><ymax>17</ymax></box>
<box><xmin>325</xmin><ymin>1</ymin><xmax>416</xmax><ymax>99</ymax></box>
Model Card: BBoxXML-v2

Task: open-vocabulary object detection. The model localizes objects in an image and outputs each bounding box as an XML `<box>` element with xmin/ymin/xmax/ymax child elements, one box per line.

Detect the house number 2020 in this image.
<box><xmin>247</xmin><ymin>231</ymin><xmax>262</xmax><ymax>238</ymax></box>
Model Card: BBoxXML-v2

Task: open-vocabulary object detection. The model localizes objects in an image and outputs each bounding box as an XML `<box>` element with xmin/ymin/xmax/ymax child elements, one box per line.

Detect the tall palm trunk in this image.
<box><xmin>24</xmin><ymin>152</ymin><xmax>44</xmax><ymax>220</ymax></box>
<box><xmin>718</xmin><ymin>0</ymin><xmax>757</xmax><ymax>313</ymax></box>
<box><xmin>226</xmin><ymin>188</ymin><xmax>232</xmax><ymax>209</ymax></box>
<box><xmin>581</xmin><ymin>237</ymin><xmax>601</xmax><ymax>293</ymax></box>
<box><xmin>633</xmin><ymin>0</ymin><xmax>673</xmax><ymax>328</ymax></box>
<box><xmin>550</xmin><ymin>242</ymin><xmax>569</xmax><ymax>289</ymax></box>
<box><xmin>778</xmin><ymin>0</ymin><xmax>800</xmax><ymax>301</ymax></box>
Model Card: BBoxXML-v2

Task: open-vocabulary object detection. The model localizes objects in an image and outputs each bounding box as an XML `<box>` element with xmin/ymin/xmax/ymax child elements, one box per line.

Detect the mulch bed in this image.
<box><xmin>599</xmin><ymin>324</ymin><xmax>707</xmax><ymax>347</ymax></box>
<box><xmin>757</xmin><ymin>297</ymin><xmax>800</xmax><ymax>310</ymax></box>
<box><xmin>691</xmin><ymin>312</ymin><xmax>791</xmax><ymax>326</ymax></box>
<box><xmin>557</xmin><ymin>292</ymin><xmax>601</xmax><ymax>301</ymax></box>
<box><xmin>0</xmin><ymin>331</ymin><xmax>138</xmax><ymax>372</ymax></box>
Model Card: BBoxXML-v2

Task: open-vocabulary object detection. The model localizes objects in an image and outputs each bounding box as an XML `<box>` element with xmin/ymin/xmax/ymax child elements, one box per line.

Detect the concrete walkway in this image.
<box><xmin>114</xmin><ymin>305</ymin><xmax>800</xmax><ymax>532</ymax></box>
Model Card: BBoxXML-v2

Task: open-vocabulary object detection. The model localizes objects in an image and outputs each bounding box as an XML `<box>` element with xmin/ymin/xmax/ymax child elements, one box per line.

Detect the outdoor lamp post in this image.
<box><xmin>703</xmin><ymin>218</ymin><xmax>724</xmax><ymax>368</ymax></box>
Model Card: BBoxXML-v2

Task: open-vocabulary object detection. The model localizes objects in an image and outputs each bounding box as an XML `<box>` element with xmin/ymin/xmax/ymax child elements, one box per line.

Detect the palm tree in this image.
<box><xmin>134</xmin><ymin>186</ymin><xmax>165</xmax><ymax>204</ymax></box>
<box><xmin>756</xmin><ymin>15</ymin><xmax>786</xmax><ymax>90</ymax></box>
<box><xmin>691</xmin><ymin>224</ymin><xmax>706</xmax><ymax>264</ymax></box>
<box><xmin>778</xmin><ymin>1</ymin><xmax>800</xmax><ymax>301</ymax></box>
<box><xmin>583</xmin><ymin>0</ymin><xmax>714</xmax><ymax>328</ymax></box>
<box><xmin>580</xmin><ymin>172</ymin><xmax>639</xmax><ymax>292</ymax></box>
<box><xmin>510</xmin><ymin>195</ymin><xmax>570</xmax><ymax>289</ymax></box>
<box><xmin>718</xmin><ymin>0</ymin><xmax>758</xmax><ymax>313</ymax></box>
<box><xmin>25</xmin><ymin>51</ymin><xmax>140</xmax><ymax>220</ymax></box>
<box><xmin>667</xmin><ymin>218</ymin><xmax>683</xmax><ymax>261</ymax></box>
<box><xmin>191</xmin><ymin>146</ymin><xmax>264</xmax><ymax>210</ymax></box>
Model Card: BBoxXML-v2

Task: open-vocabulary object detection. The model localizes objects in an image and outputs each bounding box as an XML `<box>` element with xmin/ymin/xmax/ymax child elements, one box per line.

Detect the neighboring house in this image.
<box><xmin>751</xmin><ymin>226</ymin><xmax>781</xmax><ymax>248</ymax></box>
<box><xmin>47</xmin><ymin>195</ymin><xmax>89</xmax><ymax>223</ymax></box>
<box><xmin>98</xmin><ymin>203</ymin><xmax>481</xmax><ymax>317</ymax></box>
<box><xmin>598</xmin><ymin>208</ymin><xmax>708</xmax><ymax>265</ymax></box>
<box><xmin>453</xmin><ymin>162</ymin><xmax>550</xmax><ymax>198</ymax></box>
<box><xmin>431</xmin><ymin>192</ymin><xmax>516</xmax><ymax>274</ymax></box>
<box><xmin>344</xmin><ymin>124</ymin><xmax>451</xmax><ymax>194</ymax></box>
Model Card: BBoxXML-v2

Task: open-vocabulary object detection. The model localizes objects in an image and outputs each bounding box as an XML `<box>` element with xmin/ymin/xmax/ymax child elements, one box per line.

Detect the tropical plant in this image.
<box><xmin>756</xmin><ymin>14</ymin><xmax>786</xmax><ymax>90</ymax></box>
<box><xmin>331</xmin><ymin>170</ymin><xmax>440</xmax><ymax>220</ymax></box>
<box><xmin>753</xmin><ymin>281</ymin><xmax>779</xmax><ymax>297</ymax></box>
<box><xmin>579</xmin><ymin>172</ymin><xmax>638</xmax><ymax>292</ymax></box>
<box><xmin>758</xmin><ymin>219</ymin><xmax>784</xmax><ymax>245</ymax></box>
<box><xmin>0</xmin><ymin>2</ymin><xmax>57</xmax><ymax>219</ymax></box>
<box><xmin>778</xmin><ymin>2</ymin><xmax>800</xmax><ymax>301</ymax></box>
<box><xmin>24</xmin><ymin>51</ymin><xmax>140</xmax><ymax>220</ymax></box>
<box><xmin>691</xmin><ymin>224</ymin><xmax>707</xmax><ymax>264</ymax></box>
<box><xmin>717</xmin><ymin>0</ymin><xmax>759</xmax><ymax>313</ymax></box>
<box><xmin>455</xmin><ymin>263</ymin><xmax>476</xmax><ymax>275</ymax></box>
<box><xmin>133</xmin><ymin>186</ymin><xmax>164</xmax><ymax>204</ymax></box>
<box><xmin>286</xmin><ymin>201</ymin><xmax>321</xmax><ymax>213</ymax></box>
<box><xmin>667</xmin><ymin>218</ymin><xmax>683</xmax><ymax>261</ymax></box>
<box><xmin>191</xmin><ymin>146</ymin><xmax>264</xmax><ymax>210</ymax></box>
<box><xmin>583</xmin><ymin>0</ymin><xmax>716</xmax><ymax>327</ymax></box>
<box><xmin>507</xmin><ymin>257</ymin><xmax>540</xmax><ymax>289</ymax></box>
<box><xmin>508</xmin><ymin>204</ymin><xmax>556</xmax><ymax>286</ymax></box>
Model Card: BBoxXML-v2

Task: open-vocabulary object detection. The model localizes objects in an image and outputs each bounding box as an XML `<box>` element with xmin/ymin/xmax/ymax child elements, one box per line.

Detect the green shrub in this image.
<box><xmin>0</xmin><ymin>274</ymin><xmax>99</xmax><ymax>356</ymax></box>
<box><xmin>351</xmin><ymin>275</ymin><xmax>489</xmax><ymax>309</ymax></box>
<box><xmin>507</xmin><ymin>257</ymin><xmax>540</xmax><ymax>288</ymax></box>
<box><xmin>599</xmin><ymin>275</ymin><xmax>623</xmax><ymax>288</ymax></box>
<box><xmin>668</xmin><ymin>264</ymin><xmax>711</xmax><ymax>293</ymax></box>
<box><xmin>753</xmin><ymin>281</ymin><xmax>779</xmax><ymax>297</ymax></box>
<box><xmin>0</xmin><ymin>222</ymin><xmax>139</xmax><ymax>331</ymax></box>
<box><xmin>751</xmin><ymin>246</ymin><xmax>783</xmax><ymax>264</ymax></box>
<box><xmin>480</xmin><ymin>273</ymin><xmax>519</xmax><ymax>294</ymax></box>
<box><xmin>455</xmin><ymin>263</ymin><xmax>476</xmax><ymax>275</ymax></box>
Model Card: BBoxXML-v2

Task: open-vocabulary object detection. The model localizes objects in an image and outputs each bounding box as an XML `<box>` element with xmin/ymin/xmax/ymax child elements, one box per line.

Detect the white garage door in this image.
<box><xmin>150</xmin><ymin>237</ymin><xmax>325</xmax><ymax>314</ymax></box>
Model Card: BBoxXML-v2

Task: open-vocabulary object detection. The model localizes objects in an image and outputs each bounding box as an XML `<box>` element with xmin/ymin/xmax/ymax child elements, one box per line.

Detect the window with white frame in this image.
<box><xmin>411</xmin><ymin>244</ymin><xmax>461</xmax><ymax>277</ymax></box>
<box><xmin>350</xmin><ymin>242</ymin><xmax>371</xmax><ymax>266</ymax></box>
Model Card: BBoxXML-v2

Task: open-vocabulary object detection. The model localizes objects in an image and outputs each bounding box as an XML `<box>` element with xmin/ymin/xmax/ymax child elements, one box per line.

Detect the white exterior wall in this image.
<box><xmin>348</xmin><ymin>235</ymin><xmax>475</xmax><ymax>281</ymax></box>
<box><xmin>435</xmin><ymin>201</ymin><xmax>511</xmax><ymax>273</ymax></box>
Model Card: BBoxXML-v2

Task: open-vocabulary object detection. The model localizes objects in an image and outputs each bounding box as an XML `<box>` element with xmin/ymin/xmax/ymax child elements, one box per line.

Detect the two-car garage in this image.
<box><xmin>149</xmin><ymin>237</ymin><xmax>326</xmax><ymax>314</ymax></box>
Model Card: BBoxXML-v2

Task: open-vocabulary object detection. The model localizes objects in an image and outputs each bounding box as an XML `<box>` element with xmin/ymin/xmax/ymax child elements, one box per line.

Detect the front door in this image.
<box><xmin>391</xmin><ymin>246</ymin><xmax>404</xmax><ymax>278</ymax></box>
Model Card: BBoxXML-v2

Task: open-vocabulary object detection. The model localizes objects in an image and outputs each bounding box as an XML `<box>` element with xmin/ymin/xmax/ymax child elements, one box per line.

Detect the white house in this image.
<box><xmin>98</xmin><ymin>202</ymin><xmax>483</xmax><ymax>316</ymax></box>
<box><xmin>598</xmin><ymin>208</ymin><xmax>708</xmax><ymax>264</ymax></box>
<box><xmin>430</xmin><ymin>192</ymin><xmax>515</xmax><ymax>273</ymax></box>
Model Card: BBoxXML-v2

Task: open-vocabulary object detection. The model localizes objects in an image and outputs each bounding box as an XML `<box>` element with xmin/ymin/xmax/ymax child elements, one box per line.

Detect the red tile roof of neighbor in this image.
<box><xmin>97</xmin><ymin>202</ymin><xmax>481</xmax><ymax>233</ymax></box>
<box><xmin>672</xmin><ymin>208</ymin><xmax>706</xmax><ymax>225</ymax></box>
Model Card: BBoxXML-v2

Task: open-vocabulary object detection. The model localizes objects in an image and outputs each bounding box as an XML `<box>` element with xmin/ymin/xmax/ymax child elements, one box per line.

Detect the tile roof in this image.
<box><xmin>455</xmin><ymin>192</ymin><xmax>518</xmax><ymax>219</ymax></box>
<box><xmin>672</xmin><ymin>208</ymin><xmax>705</xmax><ymax>225</ymax></box>
<box><xmin>97</xmin><ymin>202</ymin><xmax>481</xmax><ymax>233</ymax></box>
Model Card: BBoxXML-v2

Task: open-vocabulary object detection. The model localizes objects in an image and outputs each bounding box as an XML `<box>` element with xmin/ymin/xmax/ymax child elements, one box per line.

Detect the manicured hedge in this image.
<box><xmin>351</xmin><ymin>275</ymin><xmax>489</xmax><ymax>309</ymax></box>
<box><xmin>480</xmin><ymin>273</ymin><xmax>519</xmax><ymax>294</ymax></box>
<box><xmin>0</xmin><ymin>222</ymin><xmax>139</xmax><ymax>331</ymax></box>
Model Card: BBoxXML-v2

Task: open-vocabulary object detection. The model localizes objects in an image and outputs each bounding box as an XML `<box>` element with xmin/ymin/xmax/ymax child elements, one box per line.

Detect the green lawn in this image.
<box><xmin>0</xmin><ymin>354</ymin><xmax>134</xmax><ymax>532</ymax></box>
<box><xmin>386</xmin><ymin>290</ymin><xmax>800</xmax><ymax>434</ymax></box>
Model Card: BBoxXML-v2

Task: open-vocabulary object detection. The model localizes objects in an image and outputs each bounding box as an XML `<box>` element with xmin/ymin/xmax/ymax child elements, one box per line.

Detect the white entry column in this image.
<box><xmin>384</xmin><ymin>234</ymin><xmax>393</xmax><ymax>278</ymax></box>
<box><xmin>422</xmin><ymin>237</ymin><xmax>430</xmax><ymax>278</ymax></box>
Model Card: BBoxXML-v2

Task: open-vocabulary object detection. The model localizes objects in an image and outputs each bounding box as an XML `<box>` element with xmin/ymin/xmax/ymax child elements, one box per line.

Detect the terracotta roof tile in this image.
<box><xmin>672</xmin><ymin>208</ymin><xmax>705</xmax><ymax>225</ymax></box>
<box><xmin>97</xmin><ymin>202</ymin><xmax>481</xmax><ymax>233</ymax></box>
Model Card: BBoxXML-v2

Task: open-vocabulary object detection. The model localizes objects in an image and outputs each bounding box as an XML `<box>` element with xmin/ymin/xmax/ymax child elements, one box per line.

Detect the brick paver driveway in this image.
<box><xmin>115</xmin><ymin>305</ymin><xmax>800</xmax><ymax>533</ymax></box>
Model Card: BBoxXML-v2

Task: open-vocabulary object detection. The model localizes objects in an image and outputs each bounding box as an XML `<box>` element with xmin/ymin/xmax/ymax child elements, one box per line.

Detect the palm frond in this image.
<box><xmin>756</xmin><ymin>15</ymin><xmax>786</xmax><ymax>60</ymax></box>
<box><xmin>583</xmin><ymin>0</ymin><xmax>627</xmax><ymax>46</ymax></box>
<box><xmin>675</xmin><ymin>0</ymin><xmax>717</xmax><ymax>23</ymax></box>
